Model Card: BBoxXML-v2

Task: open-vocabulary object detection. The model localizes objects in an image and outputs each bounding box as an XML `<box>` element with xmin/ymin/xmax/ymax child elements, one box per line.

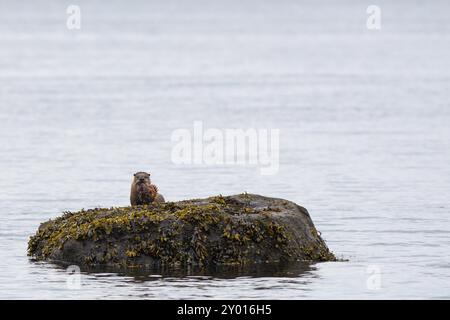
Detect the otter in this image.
<box><xmin>130</xmin><ymin>171</ymin><xmax>165</xmax><ymax>206</ymax></box>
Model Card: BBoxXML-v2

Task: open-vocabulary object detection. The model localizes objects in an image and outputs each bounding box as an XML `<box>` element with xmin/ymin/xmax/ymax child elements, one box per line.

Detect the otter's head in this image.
<box><xmin>133</xmin><ymin>171</ymin><xmax>151</xmax><ymax>185</ymax></box>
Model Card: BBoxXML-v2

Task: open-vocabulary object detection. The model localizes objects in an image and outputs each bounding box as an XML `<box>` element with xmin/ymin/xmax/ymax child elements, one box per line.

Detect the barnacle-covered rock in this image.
<box><xmin>28</xmin><ymin>194</ymin><xmax>336</xmax><ymax>268</ymax></box>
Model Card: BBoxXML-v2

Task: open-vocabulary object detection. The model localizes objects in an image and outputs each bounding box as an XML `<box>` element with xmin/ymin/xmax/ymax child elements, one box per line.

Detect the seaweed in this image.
<box><xmin>28</xmin><ymin>193</ymin><xmax>336</xmax><ymax>268</ymax></box>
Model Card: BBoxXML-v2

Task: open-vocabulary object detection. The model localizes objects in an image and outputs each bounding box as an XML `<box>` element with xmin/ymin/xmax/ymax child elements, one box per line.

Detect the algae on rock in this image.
<box><xmin>28</xmin><ymin>194</ymin><xmax>336</xmax><ymax>268</ymax></box>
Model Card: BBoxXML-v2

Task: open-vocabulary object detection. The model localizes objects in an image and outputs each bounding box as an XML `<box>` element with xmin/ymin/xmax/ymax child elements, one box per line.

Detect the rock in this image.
<box><xmin>28</xmin><ymin>194</ymin><xmax>336</xmax><ymax>268</ymax></box>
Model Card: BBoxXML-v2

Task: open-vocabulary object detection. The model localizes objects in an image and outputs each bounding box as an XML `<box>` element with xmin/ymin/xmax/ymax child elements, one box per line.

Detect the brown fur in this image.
<box><xmin>130</xmin><ymin>172</ymin><xmax>165</xmax><ymax>206</ymax></box>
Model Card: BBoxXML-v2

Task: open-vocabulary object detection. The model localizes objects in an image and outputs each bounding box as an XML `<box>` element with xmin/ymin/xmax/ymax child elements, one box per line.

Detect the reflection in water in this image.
<box><xmin>24</xmin><ymin>258</ymin><xmax>324</xmax><ymax>299</ymax></box>
<box><xmin>51</xmin><ymin>260</ymin><xmax>316</xmax><ymax>281</ymax></box>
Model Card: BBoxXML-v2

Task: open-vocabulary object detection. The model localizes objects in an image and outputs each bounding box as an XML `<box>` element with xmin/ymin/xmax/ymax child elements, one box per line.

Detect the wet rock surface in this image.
<box><xmin>28</xmin><ymin>194</ymin><xmax>336</xmax><ymax>268</ymax></box>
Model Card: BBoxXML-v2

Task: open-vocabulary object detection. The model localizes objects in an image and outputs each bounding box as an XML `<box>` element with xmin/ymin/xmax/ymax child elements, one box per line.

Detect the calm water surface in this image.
<box><xmin>0</xmin><ymin>0</ymin><xmax>450</xmax><ymax>299</ymax></box>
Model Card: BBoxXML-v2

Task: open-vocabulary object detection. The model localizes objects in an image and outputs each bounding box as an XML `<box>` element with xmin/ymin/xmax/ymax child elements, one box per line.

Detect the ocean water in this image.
<box><xmin>1</xmin><ymin>0</ymin><xmax>450</xmax><ymax>299</ymax></box>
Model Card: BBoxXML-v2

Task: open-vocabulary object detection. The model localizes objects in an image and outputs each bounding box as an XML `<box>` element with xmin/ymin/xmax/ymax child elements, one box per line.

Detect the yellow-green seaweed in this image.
<box><xmin>28</xmin><ymin>194</ymin><xmax>336</xmax><ymax>268</ymax></box>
